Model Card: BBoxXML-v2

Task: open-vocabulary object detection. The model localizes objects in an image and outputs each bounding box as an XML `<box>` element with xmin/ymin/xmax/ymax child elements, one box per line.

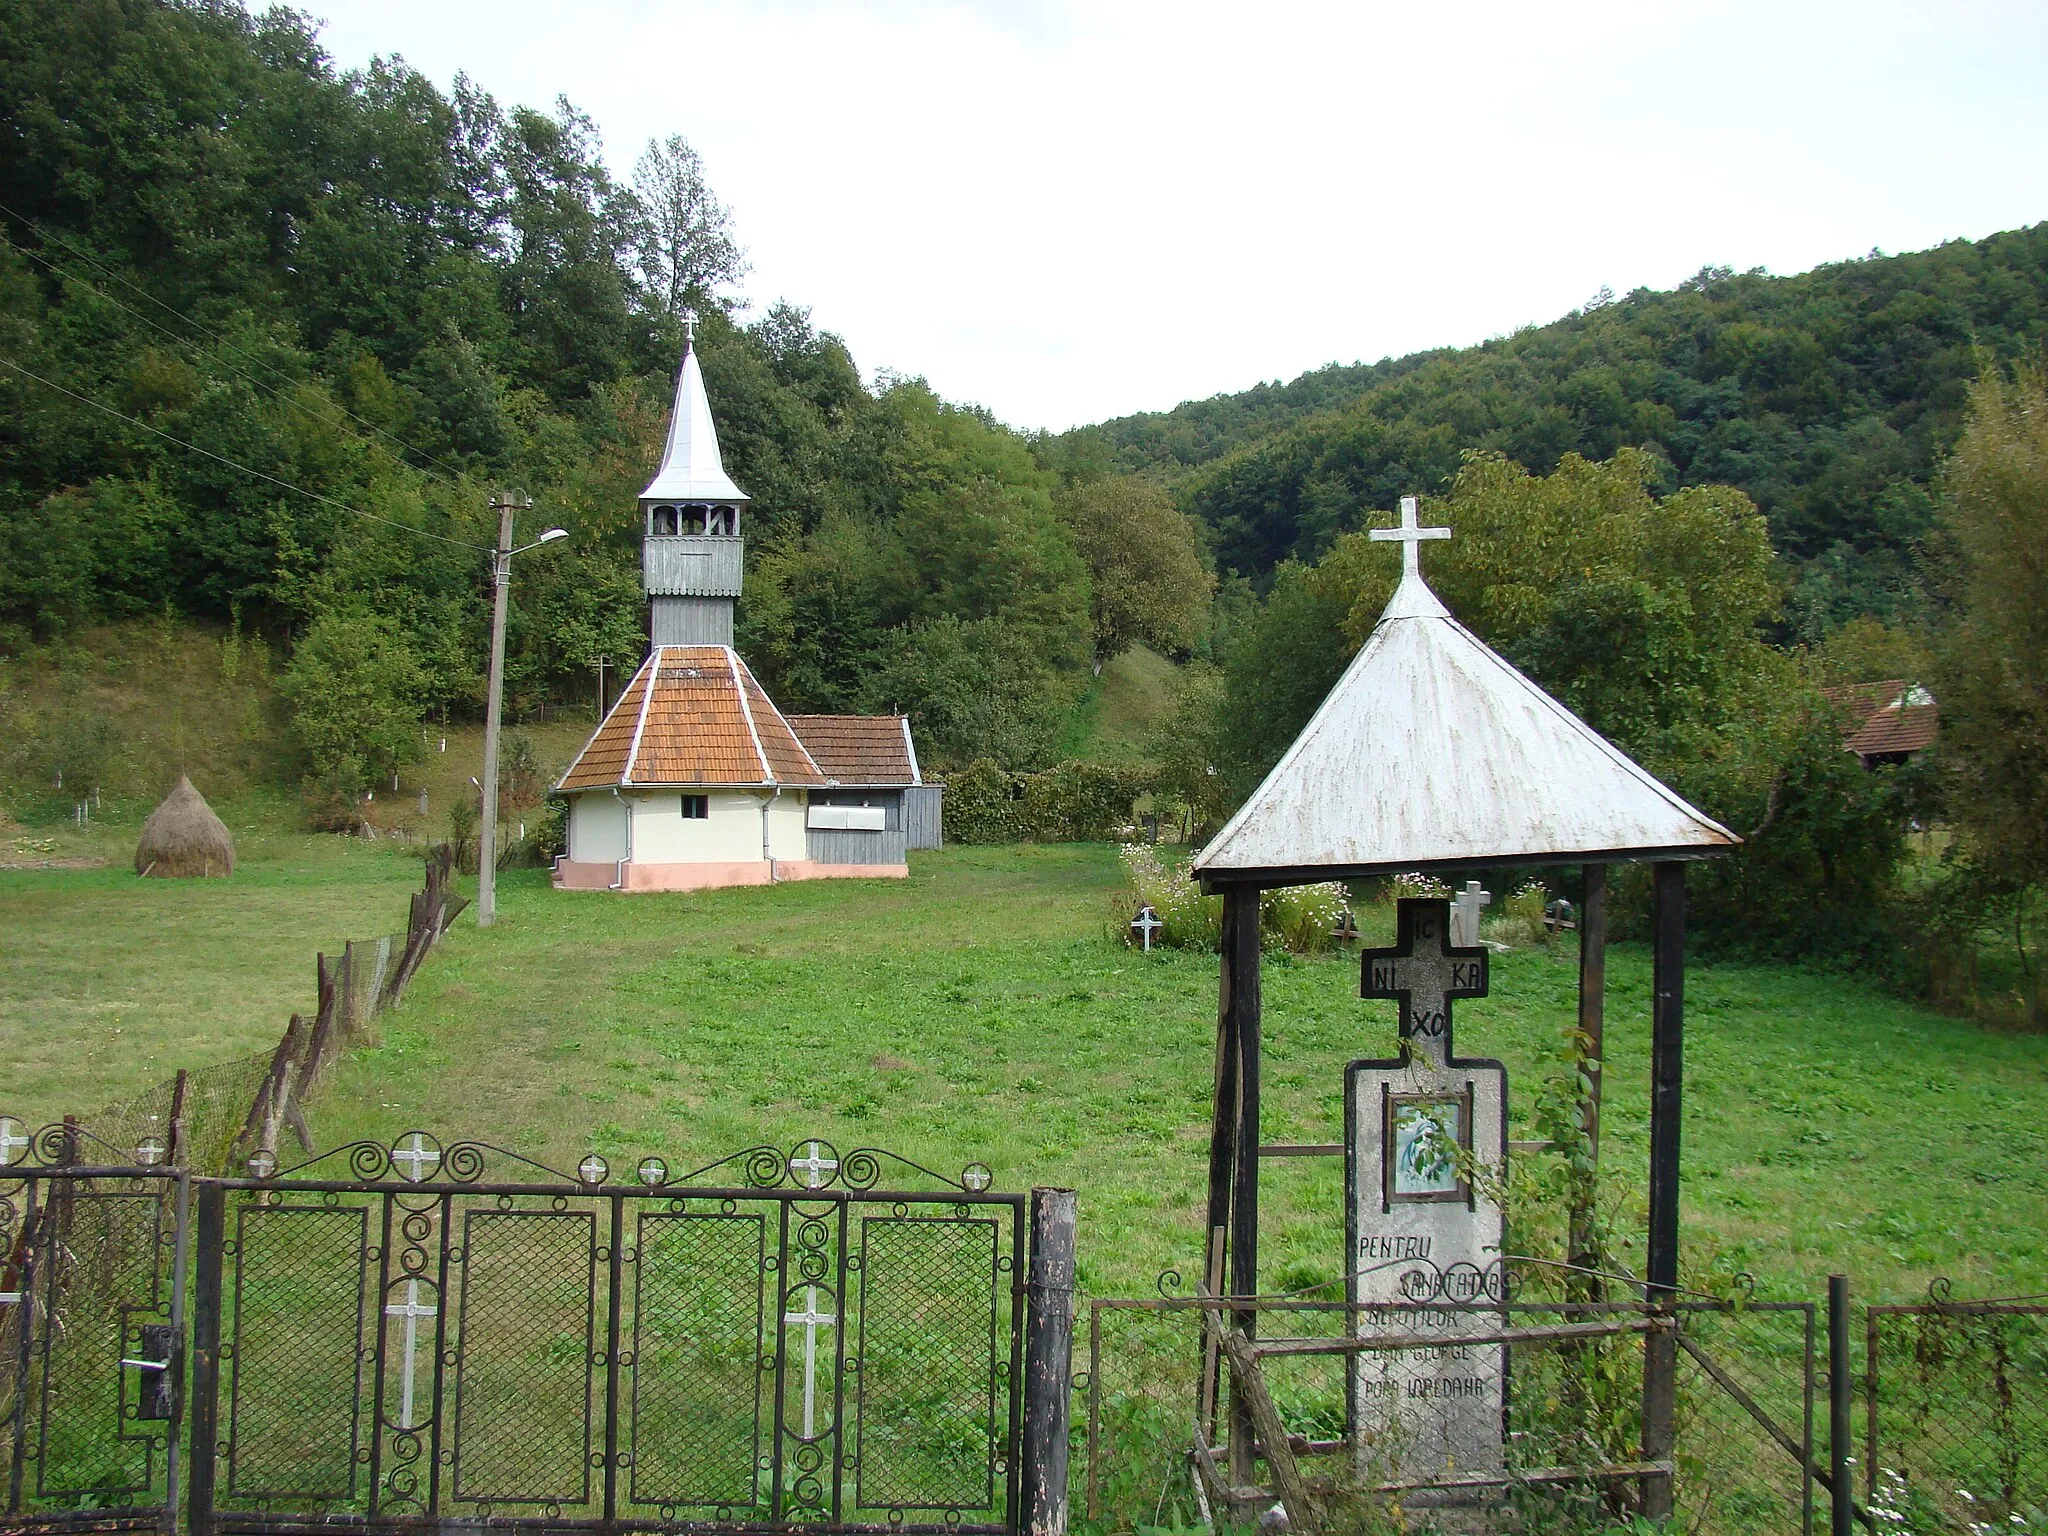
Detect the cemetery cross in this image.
<box><xmin>1450</xmin><ymin>880</ymin><xmax>1491</xmax><ymax>948</ymax></box>
<box><xmin>0</xmin><ymin>1116</ymin><xmax>28</xmax><ymax>1166</ymax></box>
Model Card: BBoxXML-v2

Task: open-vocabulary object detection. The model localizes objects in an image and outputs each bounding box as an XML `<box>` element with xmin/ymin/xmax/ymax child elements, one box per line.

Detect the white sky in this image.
<box><xmin>308</xmin><ymin>0</ymin><xmax>2048</xmax><ymax>432</ymax></box>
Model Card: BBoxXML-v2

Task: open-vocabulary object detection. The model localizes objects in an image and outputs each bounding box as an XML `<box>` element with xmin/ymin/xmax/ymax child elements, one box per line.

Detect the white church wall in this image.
<box><xmin>629</xmin><ymin>792</ymin><xmax>761</xmax><ymax>863</ymax></box>
<box><xmin>569</xmin><ymin>794</ymin><xmax>628</xmax><ymax>863</ymax></box>
<box><xmin>767</xmin><ymin>794</ymin><xmax>807</xmax><ymax>862</ymax></box>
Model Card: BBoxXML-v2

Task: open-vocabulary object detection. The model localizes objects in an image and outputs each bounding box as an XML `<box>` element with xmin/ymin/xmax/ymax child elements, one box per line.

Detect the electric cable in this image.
<box><xmin>0</xmin><ymin>199</ymin><xmax>477</xmax><ymax>484</ymax></box>
<box><xmin>0</xmin><ymin>353</ymin><xmax>488</xmax><ymax>552</ymax></box>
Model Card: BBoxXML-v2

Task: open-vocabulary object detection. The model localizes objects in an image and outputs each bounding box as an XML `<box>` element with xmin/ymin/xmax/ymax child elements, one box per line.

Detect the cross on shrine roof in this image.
<box><xmin>1192</xmin><ymin>498</ymin><xmax>1738</xmax><ymax>886</ymax></box>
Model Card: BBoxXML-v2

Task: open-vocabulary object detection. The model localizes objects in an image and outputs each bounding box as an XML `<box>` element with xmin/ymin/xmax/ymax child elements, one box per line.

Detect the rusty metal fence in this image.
<box><xmin>1076</xmin><ymin>1282</ymin><xmax>1817</xmax><ymax>1535</ymax></box>
<box><xmin>0</xmin><ymin>1130</ymin><xmax>1030</xmax><ymax>1536</ymax></box>
<box><xmin>1866</xmin><ymin>1285</ymin><xmax>2048</xmax><ymax>1530</ymax></box>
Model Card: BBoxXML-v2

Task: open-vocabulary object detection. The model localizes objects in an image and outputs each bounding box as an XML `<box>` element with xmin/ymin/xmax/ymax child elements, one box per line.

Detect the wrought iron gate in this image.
<box><xmin>1</xmin><ymin>1128</ymin><xmax>1027</xmax><ymax>1536</ymax></box>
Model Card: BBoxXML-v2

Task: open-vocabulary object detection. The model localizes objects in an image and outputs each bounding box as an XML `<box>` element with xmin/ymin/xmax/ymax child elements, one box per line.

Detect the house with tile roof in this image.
<box><xmin>552</xmin><ymin>319</ymin><xmax>938</xmax><ymax>892</ymax></box>
<box><xmin>1821</xmin><ymin>680</ymin><xmax>1940</xmax><ymax>768</ymax></box>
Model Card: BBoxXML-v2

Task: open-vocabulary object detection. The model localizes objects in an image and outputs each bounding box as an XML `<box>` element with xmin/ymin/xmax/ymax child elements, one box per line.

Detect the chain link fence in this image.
<box><xmin>1076</xmin><ymin>1273</ymin><xmax>1820</xmax><ymax>1535</ymax></box>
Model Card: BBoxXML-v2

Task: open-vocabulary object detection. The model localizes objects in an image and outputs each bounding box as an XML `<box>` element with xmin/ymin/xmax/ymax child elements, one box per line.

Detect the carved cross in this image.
<box><xmin>1367</xmin><ymin>494</ymin><xmax>1451</xmax><ymax>580</ymax></box>
<box><xmin>1361</xmin><ymin>897</ymin><xmax>1489</xmax><ymax>1069</ymax></box>
<box><xmin>782</xmin><ymin>1284</ymin><xmax>837</xmax><ymax>1439</ymax></box>
<box><xmin>0</xmin><ymin>1117</ymin><xmax>28</xmax><ymax>1166</ymax></box>
<box><xmin>385</xmin><ymin>1279</ymin><xmax>438</xmax><ymax>1430</ymax></box>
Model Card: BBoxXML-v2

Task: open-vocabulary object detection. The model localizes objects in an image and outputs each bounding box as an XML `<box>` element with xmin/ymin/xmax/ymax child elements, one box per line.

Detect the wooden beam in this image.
<box><xmin>1641</xmin><ymin>859</ymin><xmax>1686</xmax><ymax>1519</ymax></box>
<box><xmin>1202</xmin><ymin>1302</ymin><xmax>1318</xmax><ymax>1536</ymax></box>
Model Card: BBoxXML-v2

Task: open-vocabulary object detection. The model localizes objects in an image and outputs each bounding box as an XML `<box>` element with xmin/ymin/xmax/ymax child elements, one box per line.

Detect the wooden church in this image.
<box><xmin>552</xmin><ymin>324</ymin><xmax>937</xmax><ymax>892</ymax></box>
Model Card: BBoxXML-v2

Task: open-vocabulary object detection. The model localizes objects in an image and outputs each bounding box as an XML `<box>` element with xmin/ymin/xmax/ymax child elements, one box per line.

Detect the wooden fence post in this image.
<box><xmin>166</xmin><ymin>1069</ymin><xmax>190</xmax><ymax>1171</ymax></box>
<box><xmin>1020</xmin><ymin>1188</ymin><xmax>1077</xmax><ymax>1536</ymax></box>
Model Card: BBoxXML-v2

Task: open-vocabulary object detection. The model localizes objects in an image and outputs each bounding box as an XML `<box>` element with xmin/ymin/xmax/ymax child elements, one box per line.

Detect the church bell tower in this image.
<box><xmin>641</xmin><ymin>313</ymin><xmax>747</xmax><ymax>646</ymax></box>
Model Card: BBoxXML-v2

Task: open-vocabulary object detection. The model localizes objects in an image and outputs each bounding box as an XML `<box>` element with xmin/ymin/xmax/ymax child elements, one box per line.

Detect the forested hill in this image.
<box><xmin>0</xmin><ymin>0</ymin><xmax>1211</xmax><ymax>784</ymax></box>
<box><xmin>1082</xmin><ymin>227</ymin><xmax>2048</xmax><ymax>635</ymax></box>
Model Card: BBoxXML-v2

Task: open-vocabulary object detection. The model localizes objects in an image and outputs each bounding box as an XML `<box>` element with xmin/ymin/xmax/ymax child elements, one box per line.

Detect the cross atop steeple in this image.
<box><xmin>681</xmin><ymin>307</ymin><xmax>698</xmax><ymax>346</ymax></box>
<box><xmin>1368</xmin><ymin>495</ymin><xmax>1451</xmax><ymax>581</ymax></box>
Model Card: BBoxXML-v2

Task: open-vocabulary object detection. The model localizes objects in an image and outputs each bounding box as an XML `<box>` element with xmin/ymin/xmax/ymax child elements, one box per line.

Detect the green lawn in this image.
<box><xmin>3</xmin><ymin>827</ymin><xmax>2044</xmax><ymax>1306</ymax></box>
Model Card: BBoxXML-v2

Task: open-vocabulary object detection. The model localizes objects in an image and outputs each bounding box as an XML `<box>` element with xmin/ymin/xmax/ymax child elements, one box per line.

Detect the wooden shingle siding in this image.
<box><xmin>806</xmin><ymin>827</ymin><xmax>909</xmax><ymax>866</ymax></box>
<box><xmin>904</xmin><ymin>785</ymin><xmax>944</xmax><ymax>849</ymax></box>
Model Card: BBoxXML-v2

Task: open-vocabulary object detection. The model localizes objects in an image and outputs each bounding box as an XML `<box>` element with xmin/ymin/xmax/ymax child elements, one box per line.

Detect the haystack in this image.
<box><xmin>135</xmin><ymin>776</ymin><xmax>235</xmax><ymax>878</ymax></box>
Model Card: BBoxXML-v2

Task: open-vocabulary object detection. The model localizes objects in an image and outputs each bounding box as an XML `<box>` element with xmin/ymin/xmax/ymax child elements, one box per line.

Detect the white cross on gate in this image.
<box><xmin>1450</xmin><ymin>880</ymin><xmax>1492</xmax><ymax>948</ymax></box>
<box><xmin>782</xmin><ymin>1285</ymin><xmax>837</xmax><ymax>1439</ymax></box>
<box><xmin>0</xmin><ymin>1117</ymin><xmax>28</xmax><ymax>1166</ymax></box>
<box><xmin>1368</xmin><ymin>494</ymin><xmax>1452</xmax><ymax>581</ymax></box>
<box><xmin>1130</xmin><ymin>905</ymin><xmax>1163</xmax><ymax>952</ymax></box>
<box><xmin>391</xmin><ymin>1135</ymin><xmax>439</xmax><ymax>1182</ymax></box>
<box><xmin>384</xmin><ymin>1279</ymin><xmax>438</xmax><ymax>1430</ymax></box>
<box><xmin>790</xmin><ymin>1141</ymin><xmax>837</xmax><ymax>1190</ymax></box>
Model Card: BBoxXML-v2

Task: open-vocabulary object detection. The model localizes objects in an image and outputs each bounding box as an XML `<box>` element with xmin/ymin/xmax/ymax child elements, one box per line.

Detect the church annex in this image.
<box><xmin>552</xmin><ymin>324</ymin><xmax>937</xmax><ymax>892</ymax></box>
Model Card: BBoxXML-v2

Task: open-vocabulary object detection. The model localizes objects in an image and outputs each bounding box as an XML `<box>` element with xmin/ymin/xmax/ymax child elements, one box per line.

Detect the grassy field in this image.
<box><xmin>5</xmin><ymin>817</ymin><xmax>2043</xmax><ymax>1307</ymax></box>
<box><xmin>1058</xmin><ymin>645</ymin><xmax>1178</xmax><ymax>763</ymax></box>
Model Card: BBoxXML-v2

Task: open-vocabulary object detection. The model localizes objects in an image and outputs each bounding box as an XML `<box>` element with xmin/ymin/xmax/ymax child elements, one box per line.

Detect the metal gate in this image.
<box><xmin>1</xmin><ymin>1128</ymin><xmax>1027</xmax><ymax>1536</ymax></box>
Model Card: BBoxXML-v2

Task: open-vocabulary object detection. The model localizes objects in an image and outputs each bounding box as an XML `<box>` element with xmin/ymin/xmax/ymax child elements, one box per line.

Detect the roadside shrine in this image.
<box><xmin>1188</xmin><ymin>496</ymin><xmax>1740</xmax><ymax>1513</ymax></box>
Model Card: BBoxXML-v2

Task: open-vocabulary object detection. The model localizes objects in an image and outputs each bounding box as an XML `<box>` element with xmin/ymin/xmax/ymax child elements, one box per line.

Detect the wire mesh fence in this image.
<box><xmin>1076</xmin><ymin>1280</ymin><xmax>1817</xmax><ymax>1535</ymax></box>
<box><xmin>1866</xmin><ymin>1292</ymin><xmax>2048</xmax><ymax>1529</ymax></box>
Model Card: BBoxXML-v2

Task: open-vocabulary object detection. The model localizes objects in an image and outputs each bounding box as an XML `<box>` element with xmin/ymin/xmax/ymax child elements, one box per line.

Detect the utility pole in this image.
<box><xmin>477</xmin><ymin>490</ymin><xmax>524</xmax><ymax>927</ymax></box>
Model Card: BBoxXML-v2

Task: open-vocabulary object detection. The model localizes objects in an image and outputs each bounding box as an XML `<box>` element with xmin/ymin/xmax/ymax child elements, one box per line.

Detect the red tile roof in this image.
<box><xmin>1821</xmin><ymin>680</ymin><xmax>1939</xmax><ymax>758</ymax></box>
<box><xmin>556</xmin><ymin>647</ymin><xmax>827</xmax><ymax>790</ymax></box>
<box><xmin>786</xmin><ymin>715</ymin><xmax>921</xmax><ymax>786</ymax></box>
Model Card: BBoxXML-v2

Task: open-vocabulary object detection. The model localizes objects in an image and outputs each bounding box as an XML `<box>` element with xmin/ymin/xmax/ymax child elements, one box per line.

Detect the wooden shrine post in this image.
<box><xmin>1569</xmin><ymin>863</ymin><xmax>1607</xmax><ymax>1285</ymax></box>
<box><xmin>1641</xmin><ymin>860</ymin><xmax>1687</xmax><ymax>1517</ymax></box>
<box><xmin>1206</xmin><ymin>885</ymin><xmax>1262</xmax><ymax>1478</ymax></box>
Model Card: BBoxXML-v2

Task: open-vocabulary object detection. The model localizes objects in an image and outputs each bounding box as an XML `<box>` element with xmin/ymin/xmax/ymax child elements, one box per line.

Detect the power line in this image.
<box><xmin>0</xmin><ymin>353</ymin><xmax>488</xmax><ymax>553</ymax></box>
<box><xmin>0</xmin><ymin>199</ymin><xmax>476</xmax><ymax>485</ymax></box>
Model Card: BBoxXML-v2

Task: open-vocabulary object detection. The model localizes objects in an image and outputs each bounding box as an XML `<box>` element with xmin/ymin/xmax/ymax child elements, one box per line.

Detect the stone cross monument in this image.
<box><xmin>1347</xmin><ymin>896</ymin><xmax>1508</xmax><ymax>1487</ymax></box>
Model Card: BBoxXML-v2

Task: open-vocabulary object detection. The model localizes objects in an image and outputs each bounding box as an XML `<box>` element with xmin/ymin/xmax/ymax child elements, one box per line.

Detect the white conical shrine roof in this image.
<box><xmin>1192</xmin><ymin>568</ymin><xmax>1738</xmax><ymax>885</ymax></box>
<box><xmin>640</xmin><ymin>336</ymin><xmax>747</xmax><ymax>503</ymax></box>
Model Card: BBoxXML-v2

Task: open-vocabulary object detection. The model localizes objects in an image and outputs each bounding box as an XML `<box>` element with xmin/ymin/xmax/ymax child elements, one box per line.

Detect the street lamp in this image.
<box><xmin>478</xmin><ymin>493</ymin><xmax>567</xmax><ymax>928</ymax></box>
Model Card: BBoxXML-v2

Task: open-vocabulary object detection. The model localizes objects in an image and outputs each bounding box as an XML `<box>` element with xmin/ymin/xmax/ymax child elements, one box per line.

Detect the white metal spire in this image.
<box><xmin>639</xmin><ymin>324</ymin><xmax>748</xmax><ymax>504</ymax></box>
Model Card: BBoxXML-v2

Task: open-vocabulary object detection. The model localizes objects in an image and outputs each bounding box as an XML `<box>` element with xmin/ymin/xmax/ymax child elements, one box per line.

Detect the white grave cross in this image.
<box><xmin>782</xmin><ymin>1285</ymin><xmax>837</xmax><ymax>1439</ymax></box>
<box><xmin>1368</xmin><ymin>494</ymin><xmax>1452</xmax><ymax>580</ymax></box>
<box><xmin>0</xmin><ymin>1117</ymin><xmax>29</xmax><ymax>1166</ymax></box>
<box><xmin>1450</xmin><ymin>881</ymin><xmax>1492</xmax><ymax>949</ymax></box>
<box><xmin>1130</xmin><ymin>906</ymin><xmax>1163</xmax><ymax>952</ymax></box>
<box><xmin>790</xmin><ymin>1142</ymin><xmax>838</xmax><ymax>1190</ymax></box>
<box><xmin>384</xmin><ymin>1279</ymin><xmax>438</xmax><ymax>1430</ymax></box>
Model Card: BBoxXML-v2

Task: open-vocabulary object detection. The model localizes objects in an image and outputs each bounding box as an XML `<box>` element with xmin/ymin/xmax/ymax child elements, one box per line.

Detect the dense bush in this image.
<box><xmin>941</xmin><ymin>759</ymin><xmax>1156</xmax><ymax>844</ymax></box>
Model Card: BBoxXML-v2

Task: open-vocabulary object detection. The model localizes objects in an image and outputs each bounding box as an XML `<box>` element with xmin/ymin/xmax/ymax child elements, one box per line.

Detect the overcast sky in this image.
<box><xmin>307</xmin><ymin>0</ymin><xmax>2048</xmax><ymax>432</ymax></box>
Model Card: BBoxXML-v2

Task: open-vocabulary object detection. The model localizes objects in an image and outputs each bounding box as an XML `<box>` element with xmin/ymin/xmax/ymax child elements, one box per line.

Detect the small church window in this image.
<box><xmin>681</xmin><ymin>505</ymin><xmax>707</xmax><ymax>535</ymax></box>
<box><xmin>652</xmin><ymin>506</ymin><xmax>678</xmax><ymax>536</ymax></box>
<box><xmin>708</xmin><ymin>506</ymin><xmax>736</xmax><ymax>535</ymax></box>
<box><xmin>681</xmin><ymin>795</ymin><xmax>709</xmax><ymax>819</ymax></box>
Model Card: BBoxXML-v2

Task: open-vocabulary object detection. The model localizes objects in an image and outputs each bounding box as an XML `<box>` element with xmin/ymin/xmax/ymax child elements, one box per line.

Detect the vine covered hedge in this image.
<box><xmin>943</xmin><ymin>759</ymin><xmax>1156</xmax><ymax>844</ymax></box>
